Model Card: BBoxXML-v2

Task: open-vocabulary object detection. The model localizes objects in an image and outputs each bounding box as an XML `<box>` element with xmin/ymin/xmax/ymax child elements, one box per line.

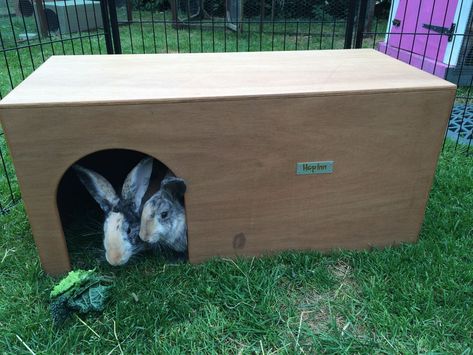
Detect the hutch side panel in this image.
<box><xmin>0</xmin><ymin>88</ymin><xmax>455</xmax><ymax>274</ymax></box>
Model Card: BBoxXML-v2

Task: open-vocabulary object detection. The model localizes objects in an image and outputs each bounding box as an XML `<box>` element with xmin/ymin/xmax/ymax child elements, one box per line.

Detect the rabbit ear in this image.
<box><xmin>73</xmin><ymin>164</ymin><xmax>119</xmax><ymax>214</ymax></box>
<box><xmin>164</xmin><ymin>169</ymin><xmax>175</xmax><ymax>179</ymax></box>
<box><xmin>161</xmin><ymin>176</ymin><xmax>187</xmax><ymax>200</ymax></box>
<box><xmin>121</xmin><ymin>157</ymin><xmax>153</xmax><ymax>213</ymax></box>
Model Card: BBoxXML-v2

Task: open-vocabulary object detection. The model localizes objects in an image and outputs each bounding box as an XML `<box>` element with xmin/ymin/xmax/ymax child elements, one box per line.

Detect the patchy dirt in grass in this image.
<box><xmin>330</xmin><ymin>260</ymin><xmax>352</xmax><ymax>279</ymax></box>
<box><xmin>291</xmin><ymin>260</ymin><xmax>367</xmax><ymax>349</ymax></box>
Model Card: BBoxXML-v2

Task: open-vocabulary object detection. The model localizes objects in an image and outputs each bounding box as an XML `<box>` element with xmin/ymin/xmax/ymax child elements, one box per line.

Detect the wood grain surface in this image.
<box><xmin>0</xmin><ymin>49</ymin><xmax>455</xmax><ymax>109</ymax></box>
<box><xmin>0</xmin><ymin>50</ymin><xmax>456</xmax><ymax>275</ymax></box>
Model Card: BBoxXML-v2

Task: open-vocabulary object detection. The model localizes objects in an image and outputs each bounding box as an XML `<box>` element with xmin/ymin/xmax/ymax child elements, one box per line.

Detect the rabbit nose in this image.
<box><xmin>139</xmin><ymin>230</ymin><xmax>148</xmax><ymax>241</ymax></box>
<box><xmin>106</xmin><ymin>251</ymin><xmax>125</xmax><ymax>266</ymax></box>
<box><xmin>108</xmin><ymin>258</ymin><xmax>127</xmax><ymax>266</ymax></box>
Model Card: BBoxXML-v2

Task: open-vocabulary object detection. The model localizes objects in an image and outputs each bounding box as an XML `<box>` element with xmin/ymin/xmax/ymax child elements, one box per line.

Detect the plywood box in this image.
<box><xmin>0</xmin><ymin>49</ymin><xmax>456</xmax><ymax>275</ymax></box>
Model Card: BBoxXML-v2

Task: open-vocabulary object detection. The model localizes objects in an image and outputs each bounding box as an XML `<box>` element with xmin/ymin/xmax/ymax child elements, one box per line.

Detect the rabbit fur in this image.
<box><xmin>139</xmin><ymin>176</ymin><xmax>188</xmax><ymax>253</ymax></box>
<box><xmin>73</xmin><ymin>157</ymin><xmax>154</xmax><ymax>266</ymax></box>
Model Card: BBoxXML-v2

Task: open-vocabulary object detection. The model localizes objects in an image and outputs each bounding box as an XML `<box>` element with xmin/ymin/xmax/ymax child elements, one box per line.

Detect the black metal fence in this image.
<box><xmin>109</xmin><ymin>0</ymin><xmax>357</xmax><ymax>54</ymax></box>
<box><xmin>0</xmin><ymin>0</ymin><xmax>471</xmax><ymax>213</ymax></box>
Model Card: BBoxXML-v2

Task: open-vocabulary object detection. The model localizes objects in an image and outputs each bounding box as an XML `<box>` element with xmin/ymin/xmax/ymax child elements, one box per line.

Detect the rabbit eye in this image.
<box><xmin>160</xmin><ymin>211</ymin><xmax>168</xmax><ymax>219</ymax></box>
<box><xmin>127</xmin><ymin>226</ymin><xmax>131</xmax><ymax>234</ymax></box>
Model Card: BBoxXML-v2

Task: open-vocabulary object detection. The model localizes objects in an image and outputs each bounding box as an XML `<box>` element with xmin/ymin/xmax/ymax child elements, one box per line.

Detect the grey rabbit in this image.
<box><xmin>139</xmin><ymin>176</ymin><xmax>188</xmax><ymax>253</ymax></box>
<box><xmin>73</xmin><ymin>157</ymin><xmax>153</xmax><ymax>266</ymax></box>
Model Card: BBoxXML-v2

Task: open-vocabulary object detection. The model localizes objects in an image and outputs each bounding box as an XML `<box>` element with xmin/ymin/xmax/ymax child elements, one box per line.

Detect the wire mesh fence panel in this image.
<box><xmin>357</xmin><ymin>0</ymin><xmax>473</xmax><ymax>154</ymax></box>
<box><xmin>0</xmin><ymin>0</ymin><xmax>112</xmax><ymax>213</ymax></box>
<box><xmin>0</xmin><ymin>0</ymin><xmax>111</xmax><ymax>98</ymax></box>
<box><xmin>112</xmin><ymin>0</ymin><xmax>355</xmax><ymax>54</ymax></box>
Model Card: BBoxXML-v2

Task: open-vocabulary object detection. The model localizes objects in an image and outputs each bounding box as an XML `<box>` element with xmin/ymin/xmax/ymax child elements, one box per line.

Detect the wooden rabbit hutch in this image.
<box><xmin>0</xmin><ymin>49</ymin><xmax>456</xmax><ymax>275</ymax></box>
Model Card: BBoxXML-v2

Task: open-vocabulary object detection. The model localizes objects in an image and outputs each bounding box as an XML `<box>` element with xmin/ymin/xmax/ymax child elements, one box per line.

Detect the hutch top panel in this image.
<box><xmin>0</xmin><ymin>49</ymin><xmax>455</xmax><ymax>109</ymax></box>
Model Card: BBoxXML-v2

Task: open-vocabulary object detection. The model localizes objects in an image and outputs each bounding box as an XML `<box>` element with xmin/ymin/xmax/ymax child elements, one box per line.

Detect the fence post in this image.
<box><xmin>34</xmin><ymin>0</ymin><xmax>49</xmax><ymax>38</ymax></box>
<box><xmin>126</xmin><ymin>0</ymin><xmax>133</xmax><ymax>23</ymax></box>
<box><xmin>355</xmin><ymin>0</ymin><xmax>368</xmax><ymax>48</ymax></box>
<box><xmin>100</xmin><ymin>0</ymin><xmax>114</xmax><ymax>54</ymax></box>
<box><xmin>107</xmin><ymin>0</ymin><xmax>122</xmax><ymax>54</ymax></box>
<box><xmin>344</xmin><ymin>0</ymin><xmax>357</xmax><ymax>49</ymax></box>
<box><xmin>170</xmin><ymin>0</ymin><xmax>179</xmax><ymax>28</ymax></box>
<box><xmin>259</xmin><ymin>0</ymin><xmax>265</xmax><ymax>35</ymax></box>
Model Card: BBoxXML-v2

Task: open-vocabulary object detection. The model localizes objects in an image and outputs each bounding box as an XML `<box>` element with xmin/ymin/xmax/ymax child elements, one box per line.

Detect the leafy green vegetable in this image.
<box><xmin>68</xmin><ymin>285</ymin><xmax>111</xmax><ymax>313</ymax></box>
<box><xmin>50</xmin><ymin>269</ymin><xmax>95</xmax><ymax>298</ymax></box>
<box><xmin>49</xmin><ymin>269</ymin><xmax>113</xmax><ymax>325</ymax></box>
<box><xmin>50</xmin><ymin>293</ymin><xmax>72</xmax><ymax>325</ymax></box>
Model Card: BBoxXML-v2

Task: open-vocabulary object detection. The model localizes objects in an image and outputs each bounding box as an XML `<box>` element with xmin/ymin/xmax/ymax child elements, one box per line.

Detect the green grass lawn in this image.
<box><xmin>0</xmin><ymin>141</ymin><xmax>472</xmax><ymax>353</ymax></box>
<box><xmin>1</xmin><ymin>10</ymin><xmax>472</xmax><ymax>352</ymax></box>
<box><xmin>0</xmin><ymin>131</ymin><xmax>20</xmax><ymax>212</ymax></box>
